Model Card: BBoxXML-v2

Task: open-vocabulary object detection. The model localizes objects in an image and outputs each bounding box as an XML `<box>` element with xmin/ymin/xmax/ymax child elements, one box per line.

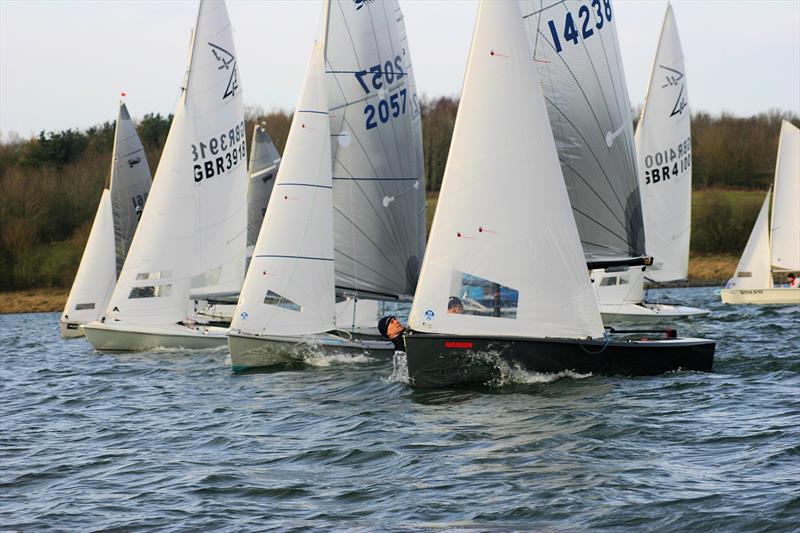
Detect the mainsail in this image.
<box><xmin>726</xmin><ymin>189</ymin><xmax>773</xmax><ymax>290</ymax></box>
<box><xmin>519</xmin><ymin>0</ymin><xmax>646</xmax><ymax>265</ymax></box>
<box><xmin>324</xmin><ymin>0</ymin><xmax>426</xmax><ymax>298</ymax></box>
<box><xmin>109</xmin><ymin>103</ymin><xmax>153</xmax><ymax>277</ymax></box>
<box><xmin>636</xmin><ymin>4</ymin><xmax>692</xmax><ymax>282</ymax></box>
<box><xmin>231</xmin><ymin>40</ymin><xmax>335</xmax><ymax>337</ymax></box>
<box><xmin>408</xmin><ymin>0</ymin><xmax>604</xmax><ymax>339</ymax></box>
<box><xmin>246</xmin><ymin>125</ymin><xmax>281</xmax><ymax>248</ymax></box>
<box><xmin>770</xmin><ymin>120</ymin><xmax>800</xmax><ymax>271</ymax></box>
<box><xmin>62</xmin><ymin>101</ymin><xmax>152</xmax><ymax>327</ymax></box>
<box><xmin>104</xmin><ymin>0</ymin><xmax>248</xmax><ymax>325</ymax></box>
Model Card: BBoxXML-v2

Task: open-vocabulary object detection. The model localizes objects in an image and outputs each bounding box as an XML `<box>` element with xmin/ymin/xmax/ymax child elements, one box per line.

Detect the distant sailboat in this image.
<box><xmin>246</xmin><ymin>124</ymin><xmax>281</xmax><ymax>257</ymax></box>
<box><xmin>404</xmin><ymin>0</ymin><xmax>715</xmax><ymax>388</ymax></box>
<box><xmin>227</xmin><ymin>0</ymin><xmax>424</xmax><ymax>369</ymax></box>
<box><xmin>60</xmin><ymin>101</ymin><xmax>152</xmax><ymax>338</ymax></box>
<box><xmin>591</xmin><ymin>3</ymin><xmax>709</xmax><ymax>322</ymax></box>
<box><xmin>721</xmin><ymin>121</ymin><xmax>800</xmax><ymax>304</ymax></box>
<box><xmin>83</xmin><ymin>0</ymin><xmax>249</xmax><ymax>350</ymax></box>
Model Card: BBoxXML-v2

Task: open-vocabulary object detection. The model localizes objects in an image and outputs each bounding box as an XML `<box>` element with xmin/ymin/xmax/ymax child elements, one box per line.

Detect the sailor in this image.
<box><xmin>378</xmin><ymin>315</ymin><xmax>406</xmax><ymax>351</ymax></box>
<box><xmin>787</xmin><ymin>273</ymin><xmax>799</xmax><ymax>288</ymax></box>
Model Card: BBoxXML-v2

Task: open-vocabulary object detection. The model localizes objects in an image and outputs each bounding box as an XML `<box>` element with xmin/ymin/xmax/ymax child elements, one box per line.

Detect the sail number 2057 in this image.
<box><xmin>547</xmin><ymin>0</ymin><xmax>613</xmax><ymax>54</ymax></box>
<box><xmin>354</xmin><ymin>56</ymin><xmax>418</xmax><ymax>130</ymax></box>
<box><xmin>192</xmin><ymin>120</ymin><xmax>247</xmax><ymax>183</ymax></box>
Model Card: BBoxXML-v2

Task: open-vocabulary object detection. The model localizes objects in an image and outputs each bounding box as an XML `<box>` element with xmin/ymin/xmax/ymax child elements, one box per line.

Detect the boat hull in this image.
<box><xmin>720</xmin><ymin>287</ymin><xmax>800</xmax><ymax>305</ymax></box>
<box><xmin>82</xmin><ymin>322</ymin><xmax>227</xmax><ymax>351</ymax></box>
<box><xmin>228</xmin><ymin>331</ymin><xmax>394</xmax><ymax>371</ymax></box>
<box><xmin>600</xmin><ymin>302</ymin><xmax>710</xmax><ymax>323</ymax></box>
<box><xmin>59</xmin><ymin>320</ymin><xmax>85</xmax><ymax>339</ymax></box>
<box><xmin>404</xmin><ymin>332</ymin><xmax>715</xmax><ymax>388</ymax></box>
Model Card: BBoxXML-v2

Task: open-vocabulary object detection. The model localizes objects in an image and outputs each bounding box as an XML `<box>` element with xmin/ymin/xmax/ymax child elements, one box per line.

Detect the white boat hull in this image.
<box><xmin>82</xmin><ymin>321</ymin><xmax>228</xmax><ymax>351</ymax></box>
<box><xmin>227</xmin><ymin>331</ymin><xmax>393</xmax><ymax>371</ymax></box>
<box><xmin>600</xmin><ymin>302</ymin><xmax>710</xmax><ymax>323</ymax></box>
<box><xmin>59</xmin><ymin>320</ymin><xmax>85</xmax><ymax>339</ymax></box>
<box><xmin>720</xmin><ymin>287</ymin><xmax>800</xmax><ymax>305</ymax></box>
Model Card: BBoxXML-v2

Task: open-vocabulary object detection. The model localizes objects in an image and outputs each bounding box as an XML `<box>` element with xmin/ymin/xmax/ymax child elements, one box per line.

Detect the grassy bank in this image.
<box><xmin>0</xmin><ymin>288</ymin><xmax>69</xmax><ymax>314</ymax></box>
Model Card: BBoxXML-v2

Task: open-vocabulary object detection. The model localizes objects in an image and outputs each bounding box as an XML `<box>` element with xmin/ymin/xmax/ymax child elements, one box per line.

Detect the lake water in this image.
<box><xmin>1</xmin><ymin>287</ymin><xmax>798</xmax><ymax>531</ymax></box>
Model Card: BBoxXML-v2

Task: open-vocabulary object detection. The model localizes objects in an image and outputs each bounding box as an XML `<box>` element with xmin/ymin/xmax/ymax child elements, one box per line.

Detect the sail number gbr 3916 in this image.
<box><xmin>192</xmin><ymin>120</ymin><xmax>247</xmax><ymax>182</ymax></box>
<box><xmin>547</xmin><ymin>0</ymin><xmax>613</xmax><ymax>54</ymax></box>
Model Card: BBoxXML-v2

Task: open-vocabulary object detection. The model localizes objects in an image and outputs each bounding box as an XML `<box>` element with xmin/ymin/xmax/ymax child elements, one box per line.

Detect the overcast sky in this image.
<box><xmin>1</xmin><ymin>0</ymin><xmax>798</xmax><ymax>140</ymax></box>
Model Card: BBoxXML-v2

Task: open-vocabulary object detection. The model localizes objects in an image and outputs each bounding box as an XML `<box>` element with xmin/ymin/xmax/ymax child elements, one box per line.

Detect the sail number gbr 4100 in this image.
<box><xmin>642</xmin><ymin>137</ymin><xmax>691</xmax><ymax>185</ymax></box>
<box><xmin>192</xmin><ymin>120</ymin><xmax>247</xmax><ymax>183</ymax></box>
<box><xmin>355</xmin><ymin>55</ymin><xmax>419</xmax><ymax>130</ymax></box>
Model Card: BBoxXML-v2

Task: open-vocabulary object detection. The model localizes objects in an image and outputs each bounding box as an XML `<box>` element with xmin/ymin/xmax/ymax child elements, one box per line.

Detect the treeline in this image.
<box><xmin>0</xmin><ymin>98</ymin><xmax>796</xmax><ymax>290</ymax></box>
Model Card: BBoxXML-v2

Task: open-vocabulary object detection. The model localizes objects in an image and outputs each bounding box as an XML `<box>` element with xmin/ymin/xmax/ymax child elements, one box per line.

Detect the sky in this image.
<box><xmin>1</xmin><ymin>0</ymin><xmax>799</xmax><ymax>140</ymax></box>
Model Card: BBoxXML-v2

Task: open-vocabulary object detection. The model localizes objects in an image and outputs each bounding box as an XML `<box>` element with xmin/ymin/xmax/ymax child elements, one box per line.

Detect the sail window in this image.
<box><xmin>450</xmin><ymin>272</ymin><xmax>518</xmax><ymax>319</ymax></box>
<box><xmin>75</xmin><ymin>303</ymin><xmax>95</xmax><ymax>310</ymax></box>
<box><xmin>600</xmin><ymin>276</ymin><xmax>618</xmax><ymax>286</ymax></box>
<box><xmin>136</xmin><ymin>271</ymin><xmax>172</xmax><ymax>280</ymax></box>
<box><xmin>736</xmin><ymin>272</ymin><xmax>752</xmax><ymax>278</ymax></box>
<box><xmin>129</xmin><ymin>285</ymin><xmax>172</xmax><ymax>299</ymax></box>
<box><xmin>264</xmin><ymin>290</ymin><xmax>301</xmax><ymax>312</ymax></box>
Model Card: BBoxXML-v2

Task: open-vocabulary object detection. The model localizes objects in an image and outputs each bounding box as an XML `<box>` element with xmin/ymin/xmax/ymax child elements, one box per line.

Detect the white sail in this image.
<box><xmin>727</xmin><ymin>189</ymin><xmax>773</xmax><ymax>290</ymax></box>
<box><xmin>109</xmin><ymin>103</ymin><xmax>153</xmax><ymax>277</ymax></box>
<box><xmin>62</xmin><ymin>190</ymin><xmax>117</xmax><ymax>325</ymax></box>
<box><xmin>636</xmin><ymin>4</ymin><xmax>691</xmax><ymax>282</ymax></box>
<box><xmin>246</xmin><ymin>125</ymin><xmax>281</xmax><ymax>248</ymax></box>
<box><xmin>520</xmin><ymin>0</ymin><xmax>646</xmax><ymax>264</ymax></box>
<box><xmin>770</xmin><ymin>120</ymin><xmax>800</xmax><ymax>271</ymax></box>
<box><xmin>105</xmin><ymin>0</ymin><xmax>247</xmax><ymax>325</ymax></box>
<box><xmin>325</xmin><ymin>0</ymin><xmax>426</xmax><ymax>298</ymax></box>
<box><xmin>408</xmin><ymin>0</ymin><xmax>604</xmax><ymax>339</ymax></box>
<box><xmin>231</xmin><ymin>40</ymin><xmax>335</xmax><ymax>337</ymax></box>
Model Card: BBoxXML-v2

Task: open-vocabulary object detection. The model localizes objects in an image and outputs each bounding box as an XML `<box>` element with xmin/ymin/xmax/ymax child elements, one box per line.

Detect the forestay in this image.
<box><xmin>727</xmin><ymin>190</ymin><xmax>772</xmax><ymax>290</ymax></box>
<box><xmin>246</xmin><ymin>125</ymin><xmax>281</xmax><ymax>248</ymax></box>
<box><xmin>105</xmin><ymin>0</ymin><xmax>248</xmax><ymax>325</ymax></box>
<box><xmin>519</xmin><ymin>0</ymin><xmax>646</xmax><ymax>264</ymax></box>
<box><xmin>635</xmin><ymin>4</ymin><xmax>691</xmax><ymax>282</ymax></box>
<box><xmin>62</xmin><ymin>190</ymin><xmax>117</xmax><ymax>325</ymax></box>
<box><xmin>231</xmin><ymin>41</ymin><xmax>335</xmax><ymax>337</ymax></box>
<box><xmin>324</xmin><ymin>0</ymin><xmax>426</xmax><ymax>298</ymax></box>
<box><xmin>408</xmin><ymin>0</ymin><xmax>604</xmax><ymax>339</ymax></box>
<box><xmin>770</xmin><ymin>120</ymin><xmax>800</xmax><ymax>271</ymax></box>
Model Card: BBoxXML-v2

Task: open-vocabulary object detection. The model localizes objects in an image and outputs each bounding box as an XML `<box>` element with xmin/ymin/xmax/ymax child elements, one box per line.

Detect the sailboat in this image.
<box><xmin>721</xmin><ymin>120</ymin><xmax>800</xmax><ymax>304</ymax></box>
<box><xmin>403</xmin><ymin>0</ymin><xmax>715</xmax><ymax>388</ymax></box>
<box><xmin>60</xmin><ymin>100</ymin><xmax>152</xmax><ymax>338</ymax></box>
<box><xmin>591</xmin><ymin>3</ymin><xmax>709</xmax><ymax>322</ymax></box>
<box><xmin>83</xmin><ymin>0</ymin><xmax>249</xmax><ymax>351</ymax></box>
<box><xmin>227</xmin><ymin>0</ymin><xmax>425</xmax><ymax>369</ymax></box>
<box><xmin>246</xmin><ymin>124</ymin><xmax>281</xmax><ymax>260</ymax></box>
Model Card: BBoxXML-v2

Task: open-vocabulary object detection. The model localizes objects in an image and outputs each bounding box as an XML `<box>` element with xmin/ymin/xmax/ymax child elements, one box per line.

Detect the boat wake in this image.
<box><xmin>469</xmin><ymin>351</ymin><xmax>592</xmax><ymax>387</ymax></box>
<box><xmin>301</xmin><ymin>351</ymin><xmax>375</xmax><ymax>367</ymax></box>
<box><xmin>387</xmin><ymin>352</ymin><xmax>410</xmax><ymax>384</ymax></box>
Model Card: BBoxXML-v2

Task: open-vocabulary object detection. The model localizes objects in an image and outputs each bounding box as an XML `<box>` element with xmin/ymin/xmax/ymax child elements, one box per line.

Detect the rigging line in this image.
<box><xmin>571</xmin><ymin>205</ymin><xmax>634</xmax><ymax>251</ymax></box>
<box><xmin>560</xmin><ymin>158</ymin><xmax>629</xmax><ymax>231</ymax></box>
<box><xmin>544</xmin><ymin>95</ymin><xmax>628</xmax><ymax>215</ymax></box>
<box><xmin>521</xmin><ymin>0</ymin><xmax>567</xmax><ymax>19</ymax></box>
<box><xmin>332</xmin><ymin>205</ymin><xmax>406</xmax><ymax>279</ymax></box>
<box><xmin>334</xmin><ymin>248</ymin><xmax>406</xmax><ymax>288</ymax></box>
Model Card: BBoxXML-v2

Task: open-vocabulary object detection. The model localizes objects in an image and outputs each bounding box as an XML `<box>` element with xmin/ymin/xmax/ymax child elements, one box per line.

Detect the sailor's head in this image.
<box><xmin>788</xmin><ymin>273</ymin><xmax>796</xmax><ymax>283</ymax></box>
<box><xmin>378</xmin><ymin>315</ymin><xmax>404</xmax><ymax>339</ymax></box>
<box><xmin>447</xmin><ymin>296</ymin><xmax>464</xmax><ymax>314</ymax></box>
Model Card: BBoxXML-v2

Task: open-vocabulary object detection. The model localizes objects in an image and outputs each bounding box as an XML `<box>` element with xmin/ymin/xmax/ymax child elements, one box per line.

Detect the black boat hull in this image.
<box><xmin>404</xmin><ymin>332</ymin><xmax>715</xmax><ymax>388</ymax></box>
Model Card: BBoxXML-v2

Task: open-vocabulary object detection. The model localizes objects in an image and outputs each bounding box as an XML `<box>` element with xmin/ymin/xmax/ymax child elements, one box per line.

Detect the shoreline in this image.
<box><xmin>0</xmin><ymin>255</ymin><xmax>738</xmax><ymax>315</ymax></box>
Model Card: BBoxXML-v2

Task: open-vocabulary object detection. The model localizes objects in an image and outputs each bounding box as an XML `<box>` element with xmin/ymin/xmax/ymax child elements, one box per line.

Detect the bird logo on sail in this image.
<box><xmin>209</xmin><ymin>43</ymin><xmax>239</xmax><ymax>100</ymax></box>
<box><xmin>658</xmin><ymin>65</ymin><xmax>687</xmax><ymax>117</ymax></box>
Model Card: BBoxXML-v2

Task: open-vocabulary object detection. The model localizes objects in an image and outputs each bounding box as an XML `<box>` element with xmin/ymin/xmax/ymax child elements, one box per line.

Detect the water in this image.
<box><xmin>1</xmin><ymin>287</ymin><xmax>798</xmax><ymax>531</ymax></box>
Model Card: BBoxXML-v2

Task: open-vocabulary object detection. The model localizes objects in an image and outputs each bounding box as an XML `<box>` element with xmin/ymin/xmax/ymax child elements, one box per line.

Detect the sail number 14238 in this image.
<box><xmin>547</xmin><ymin>0</ymin><xmax>613</xmax><ymax>54</ymax></box>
